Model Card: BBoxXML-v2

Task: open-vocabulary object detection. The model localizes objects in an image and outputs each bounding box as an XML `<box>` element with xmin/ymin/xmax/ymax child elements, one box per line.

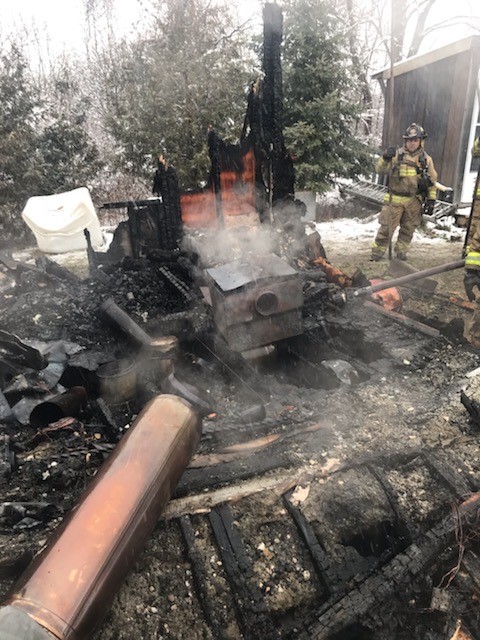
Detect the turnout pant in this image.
<box><xmin>371</xmin><ymin>196</ymin><xmax>423</xmax><ymax>258</ymax></box>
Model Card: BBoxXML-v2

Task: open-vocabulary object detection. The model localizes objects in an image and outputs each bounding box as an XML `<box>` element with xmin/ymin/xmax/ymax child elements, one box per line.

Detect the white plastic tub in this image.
<box><xmin>22</xmin><ymin>187</ymin><xmax>104</xmax><ymax>253</ymax></box>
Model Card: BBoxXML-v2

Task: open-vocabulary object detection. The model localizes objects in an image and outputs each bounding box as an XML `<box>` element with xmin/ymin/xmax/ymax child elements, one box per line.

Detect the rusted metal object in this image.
<box><xmin>0</xmin><ymin>394</ymin><xmax>201</xmax><ymax>640</ymax></box>
<box><xmin>99</xmin><ymin>298</ymin><xmax>152</xmax><ymax>347</ymax></box>
<box><xmin>96</xmin><ymin>358</ymin><xmax>138</xmax><ymax>405</ymax></box>
<box><xmin>205</xmin><ymin>254</ymin><xmax>303</xmax><ymax>351</ymax></box>
<box><xmin>146</xmin><ymin>336</ymin><xmax>178</xmax><ymax>383</ymax></box>
<box><xmin>29</xmin><ymin>387</ymin><xmax>87</xmax><ymax>428</ymax></box>
<box><xmin>312</xmin><ymin>256</ymin><xmax>353</xmax><ymax>288</ymax></box>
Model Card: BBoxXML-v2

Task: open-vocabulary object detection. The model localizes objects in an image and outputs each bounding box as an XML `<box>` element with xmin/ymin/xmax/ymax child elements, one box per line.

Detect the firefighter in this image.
<box><xmin>464</xmin><ymin>230</ymin><xmax>480</xmax><ymax>347</ymax></box>
<box><xmin>465</xmin><ymin>137</ymin><xmax>480</xmax><ymax>251</ymax></box>
<box><xmin>370</xmin><ymin>123</ymin><xmax>438</xmax><ymax>261</ymax></box>
<box><xmin>463</xmin><ymin>138</ymin><xmax>480</xmax><ymax>347</ymax></box>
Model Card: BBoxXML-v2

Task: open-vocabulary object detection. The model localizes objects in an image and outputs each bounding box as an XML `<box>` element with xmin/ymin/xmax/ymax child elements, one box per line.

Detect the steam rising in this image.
<box><xmin>185</xmin><ymin>224</ymin><xmax>281</xmax><ymax>268</ymax></box>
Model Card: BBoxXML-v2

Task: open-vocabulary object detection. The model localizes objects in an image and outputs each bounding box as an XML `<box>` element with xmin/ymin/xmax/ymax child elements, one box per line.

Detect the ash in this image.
<box><xmin>1</xmin><ymin>218</ymin><xmax>480</xmax><ymax>640</ymax></box>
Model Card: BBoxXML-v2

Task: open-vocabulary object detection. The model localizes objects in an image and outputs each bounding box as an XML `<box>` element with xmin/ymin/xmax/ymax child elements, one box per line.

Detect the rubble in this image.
<box><xmin>1</xmin><ymin>3</ymin><xmax>480</xmax><ymax>638</ymax></box>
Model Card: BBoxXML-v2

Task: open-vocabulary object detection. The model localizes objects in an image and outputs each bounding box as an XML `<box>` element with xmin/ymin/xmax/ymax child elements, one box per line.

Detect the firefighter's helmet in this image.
<box><xmin>403</xmin><ymin>123</ymin><xmax>427</xmax><ymax>140</ymax></box>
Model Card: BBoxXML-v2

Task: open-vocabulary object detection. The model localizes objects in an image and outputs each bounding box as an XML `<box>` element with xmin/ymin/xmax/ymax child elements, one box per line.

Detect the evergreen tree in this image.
<box><xmin>0</xmin><ymin>44</ymin><xmax>41</xmax><ymax>221</ymax></box>
<box><xmin>0</xmin><ymin>44</ymin><xmax>102</xmax><ymax>246</ymax></box>
<box><xmin>281</xmin><ymin>0</ymin><xmax>373</xmax><ymax>192</ymax></box>
<box><xmin>36</xmin><ymin>64</ymin><xmax>103</xmax><ymax>195</ymax></box>
<box><xmin>101</xmin><ymin>0</ymin><xmax>256</xmax><ymax>189</ymax></box>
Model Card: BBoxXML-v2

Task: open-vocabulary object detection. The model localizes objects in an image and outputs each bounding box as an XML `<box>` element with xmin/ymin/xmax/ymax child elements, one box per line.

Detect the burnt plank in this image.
<box><xmin>363</xmin><ymin>300</ymin><xmax>441</xmax><ymax>338</ymax></box>
<box><xmin>463</xmin><ymin>550</ymin><xmax>480</xmax><ymax>593</ymax></box>
<box><xmin>208</xmin><ymin>504</ymin><xmax>279</xmax><ymax>640</ymax></box>
<box><xmin>448</xmin><ymin>571</ymin><xmax>480</xmax><ymax>640</ymax></box>
<box><xmin>179</xmin><ymin>515</ymin><xmax>231</xmax><ymax>640</ymax></box>
<box><xmin>306</xmin><ymin>493</ymin><xmax>480</xmax><ymax>640</ymax></box>
<box><xmin>176</xmin><ymin>451</ymin><xmax>297</xmax><ymax>497</ymax></box>
<box><xmin>282</xmin><ymin>489</ymin><xmax>336</xmax><ymax>595</ymax></box>
<box><xmin>422</xmin><ymin>451</ymin><xmax>473</xmax><ymax>499</ymax></box>
<box><xmin>367</xmin><ymin>464</ymin><xmax>419</xmax><ymax>541</ymax></box>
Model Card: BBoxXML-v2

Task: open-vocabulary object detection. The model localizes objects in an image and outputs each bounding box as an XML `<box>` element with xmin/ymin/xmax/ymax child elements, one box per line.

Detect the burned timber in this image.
<box><xmin>2</xmin><ymin>214</ymin><xmax>480</xmax><ymax>640</ymax></box>
<box><xmin>1</xmin><ymin>3</ymin><xmax>480</xmax><ymax>640</ymax></box>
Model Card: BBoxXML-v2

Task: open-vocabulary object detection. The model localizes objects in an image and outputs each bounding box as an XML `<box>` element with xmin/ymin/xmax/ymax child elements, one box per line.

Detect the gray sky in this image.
<box><xmin>1</xmin><ymin>0</ymin><xmax>480</xmax><ymax>59</ymax></box>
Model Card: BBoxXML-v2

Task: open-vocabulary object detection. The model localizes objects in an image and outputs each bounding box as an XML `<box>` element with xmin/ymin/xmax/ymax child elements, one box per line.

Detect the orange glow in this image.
<box><xmin>180</xmin><ymin>149</ymin><xmax>256</xmax><ymax>228</ymax></box>
<box><xmin>370</xmin><ymin>278</ymin><xmax>403</xmax><ymax>312</ymax></box>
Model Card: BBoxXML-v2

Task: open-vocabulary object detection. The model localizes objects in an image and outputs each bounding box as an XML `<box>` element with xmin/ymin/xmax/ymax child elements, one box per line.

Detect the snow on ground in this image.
<box><xmin>313</xmin><ymin>214</ymin><xmax>465</xmax><ymax>247</ymax></box>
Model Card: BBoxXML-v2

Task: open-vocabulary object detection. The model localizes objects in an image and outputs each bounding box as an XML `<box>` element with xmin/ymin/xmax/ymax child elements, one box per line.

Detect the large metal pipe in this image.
<box><xmin>351</xmin><ymin>259</ymin><xmax>466</xmax><ymax>299</ymax></box>
<box><xmin>29</xmin><ymin>387</ymin><xmax>87</xmax><ymax>428</ymax></box>
<box><xmin>0</xmin><ymin>394</ymin><xmax>201</xmax><ymax>640</ymax></box>
<box><xmin>99</xmin><ymin>297</ymin><xmax>152</xmax><ymax>346</ymax></box>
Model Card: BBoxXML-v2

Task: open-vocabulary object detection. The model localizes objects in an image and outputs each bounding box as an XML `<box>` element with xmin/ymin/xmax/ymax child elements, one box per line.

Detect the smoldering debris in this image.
<box><xmin>2</xmin><ymin>230</ymin><xmax>480</xmax><ymax>640</ymax></box>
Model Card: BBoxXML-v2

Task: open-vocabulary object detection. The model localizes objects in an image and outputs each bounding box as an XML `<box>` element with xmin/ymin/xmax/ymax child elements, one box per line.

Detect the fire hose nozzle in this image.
<box><xmin>330</xmin><ymin>291</ymin><xmax>347</xmax><ymax>306</ymax></box>
<box><xmin>331</xmin><ymin>259</ymin><xmax>466</xmax><ymax>306</ymax></box>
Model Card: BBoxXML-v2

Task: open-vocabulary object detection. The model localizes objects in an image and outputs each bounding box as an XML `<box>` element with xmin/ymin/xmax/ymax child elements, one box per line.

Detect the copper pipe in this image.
<box><xmin>1</xmin><ymin>394</ymin><xmax>201</xmax><ymax>640</ymax></box>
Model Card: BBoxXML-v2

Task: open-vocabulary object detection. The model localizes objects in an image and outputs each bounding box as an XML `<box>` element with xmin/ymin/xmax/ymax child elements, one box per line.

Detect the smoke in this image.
<box><xmin>185</xmin><ymin>224</ymin><xmax>281</xmax><ymax>267</ymax></box>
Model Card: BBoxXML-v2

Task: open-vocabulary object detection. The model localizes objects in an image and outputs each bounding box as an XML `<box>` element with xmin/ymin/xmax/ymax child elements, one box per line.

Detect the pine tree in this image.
<box><xmin>36</xmin><ymin>64</ymin><xmax>103</xmax><ymax>195</ymax></box>
<box><xmin>0</xmin><ymin>44</ymin><xmax>41</xmax><ymax>221</ymax></box>
<box><xmin>281</xmin><ymin>0</ymin><xmax>373</xmax><ymax>192</ymax></box>
<box><xmin>101</xmin><ymin>0</ymin><xmax>256</xmax><ymax>189</ymax></box>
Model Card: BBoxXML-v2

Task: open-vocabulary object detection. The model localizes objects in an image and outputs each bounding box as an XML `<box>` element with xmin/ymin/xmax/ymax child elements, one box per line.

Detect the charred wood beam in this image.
<box><xmin>35</xmin><ymin>256</ymin><xmax>82</xmax><ymax>285</ymax></box>
<box><xmin>175</xmin><ymin>449</ymin><xmax>297</xmax><ymax>498</ymax></box>
<box><xmin>127</xmin><ymin>202</ymin><xmax>142</xmax><ymax>258</ymax></box>
<box><xmin>463</xmin><ymin>550</ymin><xmax>480</xmax><ymax>594</ymax></box>
<box><xmin>363</xmin><ymin>300</ymin><xmax>441</xmax><ymax>338</ymax></box>
<box><xmin>95</xmin><ymin>397</ymin><xmax>120</xmax><ymax>441</ymax></box>
<box><xmin>421</xmin><ymin>452</ymin><xmax>474</xmax><ymax>499</ymax></box>
<box><xmin>207</xmin><ymin>128</ymin><xmax>224</xmax><ymax>227</ymax></box>
<box><xmin>263</xmin><ymin>3</ymin><xmax>293</xmax><ymax>203</ymax></box>
<box><xmin>306</xmin><ymin>492</ymin><xmax>480</xmax><ymax>640</ymax></box>
<box><xmin>176</xmin><ymin>447</ymin><xmax>441</xmax><ymax>501</ymax></box>
<box><xmin>282</xmin><ymin>489</ymin><xmax>337</xmax><ymax>596</ymax></box>
<box><xmin>152</xmin><ymin>161</ymin><xmax>183</xmax><ymax>249</ymax></box>
<box><xmin>208</xmin><ymin>503</ymin><xmax>278</xmax><ymax>640</ymax></box>
<box><xmin>179</xmin><ymin>515</ymin><xmax>231</xmax><ymax>640</ymax></box>
<box><xmin>442</xmin><ymin>571</ymin><xmax>480</xmax><ymax>639</ymax></box>
<box><xmin>158</xmin><ymin>266</ymin><xmax>198</xmax><ymax>303</ymax></box>
<box><xmin>367</xmin><ymin>465</ymin><xmax>419</xmax><ymax>542</ymax></box>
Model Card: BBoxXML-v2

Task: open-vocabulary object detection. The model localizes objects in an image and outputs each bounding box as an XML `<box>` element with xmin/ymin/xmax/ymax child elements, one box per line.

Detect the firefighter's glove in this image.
<box><xmin>464</xmin><ymin>269</ymin><xmax>480</xmax><ymax>302</ymax></box>
<box><xmin>423</xmin><ymin>199</ymin><xmax>435</xmax><ymax>216</ymax></box>
<box><xmin>382</xmin><ymin>146</ymin><xmax>396</xmax><ymax>160</ymax></box>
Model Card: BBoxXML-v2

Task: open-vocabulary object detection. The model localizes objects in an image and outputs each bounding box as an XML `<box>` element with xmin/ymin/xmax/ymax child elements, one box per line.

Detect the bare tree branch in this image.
<box><xmin>408</xmin><ymin>0</ymin><xmax>436</xmax><ymax>57</ymax></box>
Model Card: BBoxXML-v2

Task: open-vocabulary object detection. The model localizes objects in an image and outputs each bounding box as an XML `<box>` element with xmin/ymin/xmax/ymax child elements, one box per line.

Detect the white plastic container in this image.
<box><xmin>21</xmin><ymin>187</ymin><xmax>104</xmax><ymax>253</ymax></box>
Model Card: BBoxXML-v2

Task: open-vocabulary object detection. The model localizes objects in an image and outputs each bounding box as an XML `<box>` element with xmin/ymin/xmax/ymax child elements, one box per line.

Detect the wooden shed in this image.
<box><xmin>372</xmin><ymin>35</ymin><xmax>480</xmax><ymax>204</ymax></box>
